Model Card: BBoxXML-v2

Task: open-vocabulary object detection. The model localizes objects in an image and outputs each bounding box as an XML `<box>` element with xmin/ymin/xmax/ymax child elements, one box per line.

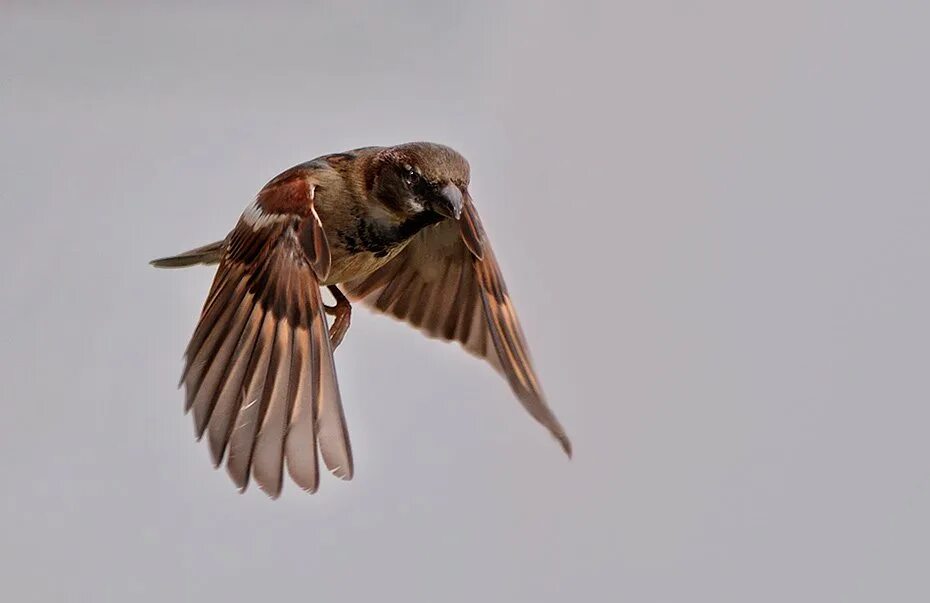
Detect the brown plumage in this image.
<box><xmin>152</xmin><ymin>141</ymin><xmax>570</xmax><ymax>498</ymax></box>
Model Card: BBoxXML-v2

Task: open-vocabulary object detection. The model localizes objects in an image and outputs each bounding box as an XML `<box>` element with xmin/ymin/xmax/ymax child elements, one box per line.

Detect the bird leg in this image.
<box><xmin>324</xmin><ymin>285</ymin><xmax>352</xmax><ymax>350</ymax></box>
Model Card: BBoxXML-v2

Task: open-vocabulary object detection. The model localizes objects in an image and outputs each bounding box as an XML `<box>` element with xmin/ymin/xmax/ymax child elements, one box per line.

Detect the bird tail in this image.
<box><xmin>150</xmin><ymin>240</ymin><xmax>226</xmax><ymax>268</ymax></box>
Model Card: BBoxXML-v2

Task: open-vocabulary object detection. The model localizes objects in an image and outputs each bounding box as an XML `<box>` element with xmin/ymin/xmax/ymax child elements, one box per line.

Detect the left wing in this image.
<box><xmin>343</xmin><ymin>197</ymin><xmax>571</xmax><ymax>455</ymax></box>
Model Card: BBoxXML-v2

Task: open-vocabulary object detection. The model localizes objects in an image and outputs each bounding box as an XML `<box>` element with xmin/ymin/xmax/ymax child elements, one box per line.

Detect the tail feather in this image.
<box><xmin>150</xmin><ymin>240</ymin><xmax>226</xmax><ymax>268</ymax></box>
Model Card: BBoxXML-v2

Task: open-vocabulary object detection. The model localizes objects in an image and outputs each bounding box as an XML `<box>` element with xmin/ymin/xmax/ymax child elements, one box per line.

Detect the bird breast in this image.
<box><xmin>321</xmin><ymin>242</ymin><xmax>408</xmax><ymax>286</ymax></box>
<box><xmin>317</xmin><ymin>206</ymin><xmax>442</xmax><ymax>286</ymax></box>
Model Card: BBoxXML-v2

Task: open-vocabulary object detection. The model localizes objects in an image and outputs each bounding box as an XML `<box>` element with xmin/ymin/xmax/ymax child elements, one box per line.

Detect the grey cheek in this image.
<box><xmin>405</xmin><ymin>196</ymin><xmax>426</xmax><ymax>213</ymax></box>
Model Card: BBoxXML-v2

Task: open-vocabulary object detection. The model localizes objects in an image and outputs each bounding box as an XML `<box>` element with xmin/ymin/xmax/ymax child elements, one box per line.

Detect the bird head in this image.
<box><xmin>371</xmin><ymin>142</ymin><xmax>470</xmax><ymax>221</ymax></box>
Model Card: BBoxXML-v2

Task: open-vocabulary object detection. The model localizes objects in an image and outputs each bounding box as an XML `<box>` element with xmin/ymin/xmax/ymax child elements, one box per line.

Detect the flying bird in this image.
<box><xmin>151</xmin><ymin>142</ymin><xmax>570</xmax><ymax>497</ymax></box>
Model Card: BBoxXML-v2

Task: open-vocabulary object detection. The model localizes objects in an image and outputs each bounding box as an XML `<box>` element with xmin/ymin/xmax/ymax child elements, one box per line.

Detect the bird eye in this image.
<box><xmin>402</xmin><ymin>166</ymin><xmax>418</xmax><ymax>186</ymax></box>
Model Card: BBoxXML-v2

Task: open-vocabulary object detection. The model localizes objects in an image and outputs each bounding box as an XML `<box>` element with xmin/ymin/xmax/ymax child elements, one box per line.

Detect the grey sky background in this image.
<box><xmin>2</xmin><ymin>2</ymin><xmax>928</xmax><ymax>601</ymax></box>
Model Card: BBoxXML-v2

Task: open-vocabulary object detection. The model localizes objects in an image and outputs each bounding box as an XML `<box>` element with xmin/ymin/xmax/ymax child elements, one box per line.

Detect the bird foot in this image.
<box><xmin>324</xmin><ymin>285</ymin><xmax>352</xmax><ymax>350</ymax></box>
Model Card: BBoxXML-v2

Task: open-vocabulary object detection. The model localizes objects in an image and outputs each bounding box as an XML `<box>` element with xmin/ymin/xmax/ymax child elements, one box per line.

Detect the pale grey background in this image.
<box><xmin>2</xmin><ymin>2</ymin><xmax>928</xmax><ymax>601</ymax></box>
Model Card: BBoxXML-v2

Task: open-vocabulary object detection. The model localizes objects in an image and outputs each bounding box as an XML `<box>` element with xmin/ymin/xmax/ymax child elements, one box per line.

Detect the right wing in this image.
<box><xmin>180</xmin><ymin>166</ymin><xmax>352</xmax><ymax>497</ymax></box>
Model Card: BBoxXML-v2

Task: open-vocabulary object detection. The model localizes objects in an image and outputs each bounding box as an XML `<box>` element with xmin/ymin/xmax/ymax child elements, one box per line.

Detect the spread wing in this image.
<box><xmin>181</xmin><ymin>167</ymin><xmax>352</xmax><ymax>498</ymax></box>
<box><xmin>342</xmin><ymin>197</ymin><xmax>571</xmax><ymax>455</ymax></box>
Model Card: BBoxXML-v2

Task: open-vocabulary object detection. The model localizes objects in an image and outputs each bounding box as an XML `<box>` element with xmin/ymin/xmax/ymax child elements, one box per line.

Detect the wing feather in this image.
<box><xmin>189</xmin><ymin>282</ymin><xmax>255</xmax><ymax>436</ymax></box>
<box><xmin>313</xmin><ymin>296</ymin><xmax>353</xmax><ymax>479</ymax></box>
<box><xmin>207</xmin><ymin>298</ymin><xmax>264</xmax><ymax>466</ymax></box>
<box><xmin>226</xmin><ymin>310</ymin><xmax>275</xmax><ymax>490</ymax></box>
<box><xmin>285</xmin><ymin>329</ymin><xmax>319</xmax><ymax>492</ymax></box>
<box><xmin>251</xmin><ymin>320</ymin><xmax>292</xmax><ymax>497</ymax></box>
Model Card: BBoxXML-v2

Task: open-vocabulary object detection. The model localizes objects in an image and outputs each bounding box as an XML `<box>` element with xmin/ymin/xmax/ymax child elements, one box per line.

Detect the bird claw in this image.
<box><xmin>325</xmin><ymin>286</ymin><xmax>351</xmax><ymax>350</ymax></box>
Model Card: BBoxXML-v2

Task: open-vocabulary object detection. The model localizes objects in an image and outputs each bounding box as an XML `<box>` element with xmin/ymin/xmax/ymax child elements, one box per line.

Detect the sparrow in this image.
<box><xmin>151</xmin><ymin>141</ymin><xmax>570</xmax><ymax>497</ymax></box>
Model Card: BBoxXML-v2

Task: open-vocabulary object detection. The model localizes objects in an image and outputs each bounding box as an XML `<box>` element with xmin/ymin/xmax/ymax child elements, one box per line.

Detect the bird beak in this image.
<box><xmin>433</xmin><ymin>183</ymin><xmax>464</xmax><ymax>220</ymax></box>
